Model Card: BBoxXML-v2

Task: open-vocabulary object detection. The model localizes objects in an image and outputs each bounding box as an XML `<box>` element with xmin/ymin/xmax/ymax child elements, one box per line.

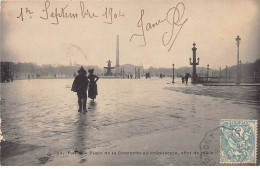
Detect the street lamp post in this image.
<box><xmin>189</xmin><ymin>43</ymin><xmax>199</xmax><ymax>83</ymax></box>
<box><xmin>135</xmin><ymin>67</ymin><xmax>136</xmax><ymax>78</ymax></box>
<box><xmin>207</xmin><ymin>64</ymin><xmax>209</xmax><ymax>82</ymax></box>
<box><xmin>138</xmin><ymin>68</ymin><xmax>141</xmax><ymax>78</ymax></box>
<box><xmin>122</xmin><ymin>67</ymin><xmax>125</xmax><ymax>78</ymax></box>
<box><xmin>172</xmin><ymin>63</ymin><xmax>175</xmax><ymax>83</ymax></box>
<box><xmin>219</xmin><ymin>67</ymin><xmax>222</xmax><ymax>81</ymax></box>
<box><xmin>236</xmin><ymin>35</ymin><xmax>241</xmax><ymax>85</ymax></box>
<box><xmin>225</xmin><ymin>65</ymin><xmax>228</xmax><ymax>83</ymax></box>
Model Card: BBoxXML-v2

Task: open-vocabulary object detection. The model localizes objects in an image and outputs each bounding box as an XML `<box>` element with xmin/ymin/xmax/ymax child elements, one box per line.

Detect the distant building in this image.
<box><xmin>1</xmin><ymin>62</ymin><xmax>14</xmax><ymax>82</ymax></box>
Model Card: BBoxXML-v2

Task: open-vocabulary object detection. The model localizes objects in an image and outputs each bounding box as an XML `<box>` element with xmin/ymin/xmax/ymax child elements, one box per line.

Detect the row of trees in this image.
<box><xmin>2</xmin><ymin>59</ymin><xmax>260</xmax><ymax>80</ymax></box>
<box><xmin>10</xmin><ymin>62</ymin><xmax>103</xmax><ymax>79</ymax></box>
<box><xmin>146</xmin><ymin>59</ymin><xmax>260</xmax><ymax>79</ymax></box>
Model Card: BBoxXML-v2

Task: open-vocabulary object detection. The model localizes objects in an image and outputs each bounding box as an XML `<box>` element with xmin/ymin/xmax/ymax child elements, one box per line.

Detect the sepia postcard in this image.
<box><xmin>0</xmin><ymin>0</ymin><xmax>259</xmax><ymax>166</ymax></box>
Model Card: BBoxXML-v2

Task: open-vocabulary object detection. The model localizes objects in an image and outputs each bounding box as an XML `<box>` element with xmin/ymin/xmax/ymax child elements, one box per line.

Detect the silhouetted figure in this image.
<box><xmin>145</xmin><ymin>73</ymin><xmax>150</xmax><ymax>79</ymax></box>
<box><xmin>88</xmin><ymin>69</ymin><xmax>99</xmax><ymax>101</ymax></box>
<box><xmin>184</xmin><ymin>73</ymin><xmax>190</xmax><ymax>84</ymax></box>
<box><xmin>71</xmin><ymin>67</ymin><xmax>89</xmax><ymax>113</ymax></box>
<box><xmin>182</xmin><ymin>76</ymin><xmax>185</xmax><ymax>83</ymax></box>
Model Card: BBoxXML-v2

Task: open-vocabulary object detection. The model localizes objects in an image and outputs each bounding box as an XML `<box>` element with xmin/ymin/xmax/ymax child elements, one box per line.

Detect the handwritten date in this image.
<box><xmin>17</xmin><ymin>0</ymin><xmax>124</xmax><ymax>25</ymax></box>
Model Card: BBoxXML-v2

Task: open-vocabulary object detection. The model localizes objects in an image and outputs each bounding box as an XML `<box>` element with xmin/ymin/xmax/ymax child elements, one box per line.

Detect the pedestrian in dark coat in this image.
<box><xmin>182</xmin><ymin>76</ymin><xmax>185</xmax><ymax>83</ymax></box>
<box><xmin>184</xmin><ymin>73</ymin><xmax>190</xmax><ymax>84</ymax></box>
<box><xmin>71</xmin><ymin>67</ymin><xmax>89</xmax><ymax>113</ymax></box>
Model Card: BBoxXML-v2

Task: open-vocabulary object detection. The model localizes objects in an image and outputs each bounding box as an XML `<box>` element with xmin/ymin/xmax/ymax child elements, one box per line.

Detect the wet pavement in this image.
<box><xmin>1</xmin><ymin>78</ymin><xmax>259</xmax><ymax>165</ymax></box>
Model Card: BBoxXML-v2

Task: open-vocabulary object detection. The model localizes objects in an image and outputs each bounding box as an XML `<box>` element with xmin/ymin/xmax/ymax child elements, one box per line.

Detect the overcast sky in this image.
<box><xmin>1</xmin><ymin>0</ymin><xmax>260</xmax><ymax>69</ymax></box>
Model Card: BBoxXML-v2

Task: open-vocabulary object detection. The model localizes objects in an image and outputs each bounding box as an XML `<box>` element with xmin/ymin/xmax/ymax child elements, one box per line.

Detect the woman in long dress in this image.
<box><xmin>87</xmin><ymin>69</ymin><xmax>99</xmax><ymax>101</ymax></box>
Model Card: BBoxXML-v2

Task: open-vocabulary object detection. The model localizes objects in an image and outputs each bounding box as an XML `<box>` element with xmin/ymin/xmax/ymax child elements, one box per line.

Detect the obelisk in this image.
<box><xmin>115</xmin><ymin>35</ymin><xmax>120</xmax><ymax>76</ymax></box>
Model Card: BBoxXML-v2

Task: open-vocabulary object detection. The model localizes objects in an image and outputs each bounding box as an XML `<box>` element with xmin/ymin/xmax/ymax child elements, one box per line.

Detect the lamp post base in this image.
<box><xmin>191</xmin><ymin>73</ymin><xmax>198</xmax><ymax>84</ymax></box>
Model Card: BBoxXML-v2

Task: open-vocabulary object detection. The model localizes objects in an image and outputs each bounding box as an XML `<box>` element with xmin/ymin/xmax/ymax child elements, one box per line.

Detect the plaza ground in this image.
<box><xmin>1</xmin><ymin>78</ymin><xmax>259</xmax><ymax>165</ymax></box>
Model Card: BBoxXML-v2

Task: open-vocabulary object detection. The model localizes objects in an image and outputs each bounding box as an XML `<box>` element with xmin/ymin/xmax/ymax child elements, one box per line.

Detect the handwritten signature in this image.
<box><xmin>130</xmin><ymin>2</ymin><xmax>188</xmax><ymax>52</ymax></box>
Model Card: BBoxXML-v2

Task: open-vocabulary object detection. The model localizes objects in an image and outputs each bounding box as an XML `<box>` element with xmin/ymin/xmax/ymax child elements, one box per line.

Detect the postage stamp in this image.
<box><xmin>220</xmin><ymin>119</ymin><xmax>258</xmax><ymax>164</ymax></box>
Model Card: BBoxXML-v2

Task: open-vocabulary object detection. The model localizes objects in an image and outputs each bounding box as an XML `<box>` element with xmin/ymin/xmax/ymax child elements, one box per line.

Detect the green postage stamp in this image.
<box><xmin>220</xmin><ymin>119</ymin><xmax>258</xmax><ymax>164</ymax></box>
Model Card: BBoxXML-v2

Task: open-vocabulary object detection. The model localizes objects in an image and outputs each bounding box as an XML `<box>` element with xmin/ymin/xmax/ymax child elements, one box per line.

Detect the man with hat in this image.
<box><xmin>71</xmin><ymin>66</ymin><xmax>89</xmax><ymax>113</ymax></box>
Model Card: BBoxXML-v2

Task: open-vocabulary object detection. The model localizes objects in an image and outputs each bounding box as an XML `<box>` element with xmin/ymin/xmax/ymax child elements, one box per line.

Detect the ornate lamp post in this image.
<box><xmin>189</xmin><ymin>43</ymin><xmax>200</xmax><ymax>83</ymax></box>
<box><xmin>236</xmin><ymin>35</ymin><xmax>241</xmax><ymax>85</ymax></box>
<box><xmin>172</xmin><ymin>63</ymin><xmax>175</xmax><ymax>83</ymax></box>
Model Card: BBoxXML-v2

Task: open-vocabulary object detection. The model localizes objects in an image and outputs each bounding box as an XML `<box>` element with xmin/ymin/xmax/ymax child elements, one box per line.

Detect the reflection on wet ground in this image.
<box><xmin>1</xmin><ymin>78</ymin><xmax>259</xmax><ymax>165</ymax></box>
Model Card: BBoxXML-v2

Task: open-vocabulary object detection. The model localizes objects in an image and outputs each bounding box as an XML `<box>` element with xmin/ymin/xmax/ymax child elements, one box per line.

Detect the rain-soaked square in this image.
<box><xmin>1</xmin><ymin>78</ymin><xmax>259</xmax><ymax>165</ymax></box>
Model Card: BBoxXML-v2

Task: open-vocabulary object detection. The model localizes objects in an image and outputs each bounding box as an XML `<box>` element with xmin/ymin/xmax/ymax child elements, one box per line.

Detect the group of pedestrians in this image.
<box><xmin>71</xmin><ymin>67</ymin><xmax>99</xmax><ymax>113</ymax></box>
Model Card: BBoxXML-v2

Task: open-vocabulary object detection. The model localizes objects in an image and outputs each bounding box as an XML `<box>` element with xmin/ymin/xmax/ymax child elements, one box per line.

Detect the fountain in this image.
<box><xmin>103</xmin><ymin>60</ymin><xmax>115</xmax><ymax>76</ymax></box>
